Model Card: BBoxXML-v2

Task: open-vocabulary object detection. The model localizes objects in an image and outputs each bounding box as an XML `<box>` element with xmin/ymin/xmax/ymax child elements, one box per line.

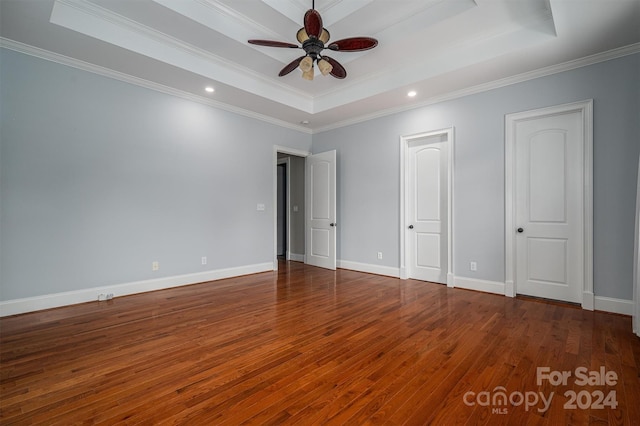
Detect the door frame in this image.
<box><xmin>504</xmin><ymin>99</ymin><xmax>593</xmax><ymax>310</ymax></box>
<box><xmin>400</xmin><ymin>127</ymin><xmax>455</xmax><ymax>286</ymax></box>
<box><xmin>273</xmin><ymin>145</ymin><xmax>310</xmax><ymax>271</ymax></box>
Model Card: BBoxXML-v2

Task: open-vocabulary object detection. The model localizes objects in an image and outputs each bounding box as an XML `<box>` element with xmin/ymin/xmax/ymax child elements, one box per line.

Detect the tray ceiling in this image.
<box><xmin>1</xmin><ymin>0</ymin><xmax>639</xmax><ymax>132</ymax></box>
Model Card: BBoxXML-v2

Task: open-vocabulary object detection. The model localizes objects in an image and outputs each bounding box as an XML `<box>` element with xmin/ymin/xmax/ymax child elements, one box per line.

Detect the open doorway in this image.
<box><xmin>276</xmin><ymin>159</ymin><xmax>288</xmax><ymax>259</ymax></box>
<box><xmin>273</xmin><ymin>146</ymin><xmax>309</xmax><ymax>269</ymax></box>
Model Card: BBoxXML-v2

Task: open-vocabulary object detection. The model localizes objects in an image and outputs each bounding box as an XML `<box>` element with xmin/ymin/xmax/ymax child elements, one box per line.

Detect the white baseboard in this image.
<box><xmin>594</xmin><ymin>296</ymin><xmax>634</xmax><ymax>316</ymax></box>
<box><xmin>338</xmin><ymin>260</ymin><xmax>400</xmax><ymax>278</ymax></box>
<box><xmin>341</xmin><ymin>268</ymin><xmax>632</xmax><ymax>316</ymax></box>
<box><xmin>288</xmin><ymin>253</ymin><xmax>305</xmax><ymax>262</ymax></box>
<box><xmin>0</xmin><ymin>262</ymin><xmax>273</xmax><ymax>317</ymax></box>
<box><xmin>453</xmin><ymin>276</ymin><xmax>506</xmax><ymax>295</ymax></box>
<box><xmin>3</xmin><ymin>263</ymin><xmax>632</xmax><ymax>318</ymax></box>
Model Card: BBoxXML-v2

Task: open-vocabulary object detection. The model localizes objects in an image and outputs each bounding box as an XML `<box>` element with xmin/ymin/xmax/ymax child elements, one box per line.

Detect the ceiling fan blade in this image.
<box><xmin>304</xmin><ymin>9</ymin><xmax>323</xmax><ymax>39</ymax></box>
<box><xmin>248</xmin><ymin>40</ymin><xmax>299</xmax><ymax>48</ymax></box>
<box><xmin>279</xmin><ymin>56</ymin><xmax>306</xmax><ymax>77</ymax></box>
<box><xmin>327</xmin><ymin>37</ymin><xmax>378</xmax><ymax>52</ymax></box>
<box><xmin>321</xmin><ymin>56</ymin><xmax>346</xmax><ymax>79</ymax></box>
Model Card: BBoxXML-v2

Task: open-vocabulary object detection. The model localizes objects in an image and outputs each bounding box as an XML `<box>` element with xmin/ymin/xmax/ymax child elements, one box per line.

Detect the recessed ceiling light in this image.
<box><xmin>205</xmin><ymin>86</ymin><xmax>215</xmax><ymax>93</ymax></box>
<box><xmin>407</xmin><ymin>91</ymin><xmax>417</xmax><ymax>97</ymax></box>
<box><xmin>300</xmin><ymin>120</ymin><xmax>310</xmax><ymax>125</ymax></box>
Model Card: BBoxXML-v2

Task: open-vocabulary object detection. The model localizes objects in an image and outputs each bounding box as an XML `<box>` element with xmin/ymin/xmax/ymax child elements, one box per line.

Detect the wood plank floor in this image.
<box><xmin>1</xmin><ymin>261</ymin><xmax>639</xmax><ymax>425</ymax></box>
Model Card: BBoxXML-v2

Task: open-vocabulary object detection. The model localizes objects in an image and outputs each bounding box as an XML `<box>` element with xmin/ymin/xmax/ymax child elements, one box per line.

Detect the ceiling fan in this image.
<box><xmin>248</xmin><ymin>0</ymin><xmax>378</xmax><ymax>80</ymax></box>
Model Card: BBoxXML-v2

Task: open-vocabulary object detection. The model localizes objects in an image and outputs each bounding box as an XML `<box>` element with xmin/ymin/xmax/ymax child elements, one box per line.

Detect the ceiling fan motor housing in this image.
<box><xmin>302</xmin><ymin>37</ymin><xmax>325</xmax><ymax>60</ymax></box>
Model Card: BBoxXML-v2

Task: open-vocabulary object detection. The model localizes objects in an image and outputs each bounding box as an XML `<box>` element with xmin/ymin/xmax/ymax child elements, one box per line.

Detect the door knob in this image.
<box><xmin>330</xmin><ymin>223</ymin><xmax>336</xmax><ymax>227</ymax></box>
<box><xmin>517</xmin><ymin>227</ymin><xmax>524</xmax><ymax>233</ymax></box>
<box><xmin>408</xmin><ymin>225</ymin><xmax>414</xmax><ymax>229</ymax></box>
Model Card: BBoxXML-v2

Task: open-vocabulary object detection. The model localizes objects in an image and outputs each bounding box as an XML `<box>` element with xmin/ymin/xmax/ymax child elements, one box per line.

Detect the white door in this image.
<box><xmin>305</xmin><ymin>150</ymin><xmax>336</xmax><ymax>270</ymax></box>
<box><xmin>513</xmin><ymin>111</ymin><xmax>584</xmax><ymax>303</ymax></box>
<box><xmin>407</xmin><ymin>137</ymin><xmax>448</xmax><ymax>284</ymax></box>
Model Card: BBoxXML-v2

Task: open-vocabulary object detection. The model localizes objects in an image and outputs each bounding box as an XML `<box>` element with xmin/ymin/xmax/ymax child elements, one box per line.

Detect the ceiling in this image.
<box><xmin>1</xmin><ymin>0</ymin><xmax>639</xmax><ymax>133</ymax></box>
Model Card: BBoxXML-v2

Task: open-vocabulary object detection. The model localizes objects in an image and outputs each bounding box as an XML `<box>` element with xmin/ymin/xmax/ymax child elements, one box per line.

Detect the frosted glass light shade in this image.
<box><xmin>299</xmin><ymin>56</ymin><xmax>313</xmax><ymax>72</ymax></box>
<box><xmin>302</xmin><ymin>68</ymin><xmax>314</xmax><ymax>80</ymax></box>
<box><xmin>317</xmin><ymin>58</ymin><xmax>333</xmax><ymax>76</ymax></box>
<box><xmin>297</xmin><ymin>28</ymin><xmax>330</xmax><ymax>44</ymax></box>
<box><xmin>319</xmin><ymin>29</ymin><xmax>330</xmax><ymax>43</ymax></box>
<box><xmin>296</xmin><ymin>28</ymin><xmax>308</xmax><ymax>43</ymax></box>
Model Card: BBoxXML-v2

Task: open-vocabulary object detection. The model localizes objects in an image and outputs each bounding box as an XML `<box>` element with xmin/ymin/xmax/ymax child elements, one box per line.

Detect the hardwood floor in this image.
<box><xmin>1</xmin><ymin>261</ymin><xmax>639</xmax><ymax>425</ymax></box>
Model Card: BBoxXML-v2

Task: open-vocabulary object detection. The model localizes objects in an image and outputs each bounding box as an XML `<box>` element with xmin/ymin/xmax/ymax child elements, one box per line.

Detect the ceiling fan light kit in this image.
<box><xmin>299</xmin><ymin>56</ymin><xmax>313</xmax><ymax>73</ymax></box>
<box><xmin>248</xmin><ymin>0</ymin><xmax>378</xmax><ymax>80</ymax></box>
<box><xmin>317</xmin><ymin>58</ymin><xmax>333</xmax><ymax>76</ymax></box>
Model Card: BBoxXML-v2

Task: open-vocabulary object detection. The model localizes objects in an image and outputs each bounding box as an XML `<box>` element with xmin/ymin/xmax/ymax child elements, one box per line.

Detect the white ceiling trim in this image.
<box><xmin>261</xmin><ymin>0</ymin><xmax>377</xmax><ymax>28</ymax></box>
<box><xmin>50</xmin><ymin>0</ymin><xmax>315</xmax><ymax>112</ymax></box>
<box><xmin>312</xmin><ymin>0</ymin><xmax>376</xmax><ymax>27</ymax></box>
<box><xmin>315</xmin><ymin>42</ymin><xmax>640</xmax><ymax>133</ymax></box>
<box><xmin>312</xmin><ymin>13</ymin><xmax>556</xmax><ymax>113</ymax></box>
<box><xmin>3</xmin><ymin>35</ymin><xmax>637</xmax><ymax>135</ymax></box>
<box><xmin>4</xmin><ymin>38</ymin><xmax>637</xmax><ymax>135</ymax></box>
<box><xmin>372</xmin><ymin>0</ymin><xmax>475</xmax><ymax>47</ymax></box>
<box><xmin>0</xmin><ymin>38</ymin><xmax>313</xmax><ymax>134</ymax></box>
<box><xmin>46</xmin><ymin>0</ymin><xmax>557</xmax><ymax>116</ymax></box>
<box><xmin>153</xmin><ymin>0</ymin><xmax>297</xmax><ymax>65</ymax></box>
<box><xmin>260</xmin><ymin>0</ymin><xmax>307</xmax><ymax>25</ymax></box>
<box><xmin>364</xmin><ymin>0</ymin><xmax>454</xmax><ymax>36</ymax></box>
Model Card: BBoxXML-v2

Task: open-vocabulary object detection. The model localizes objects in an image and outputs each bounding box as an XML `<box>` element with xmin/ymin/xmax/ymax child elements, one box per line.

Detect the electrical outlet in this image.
<box><xmin>106</xmin><ymin>293</ymin><xmax>114</xmax><ymax>300</ymax></box>
<box><xmin>377</xmin><ymin>252</ymin><xmax>383</xmax><ymax>260</ymax></box>
<box><xmin>470</xmin><ymin>261</ymin><xmax>477</xmax><ymax>271</ymax></box>
<box><xmin>152</xmin><ymin>261</ymin><xmax>159</xmax><ymax>271</ymax></box>
<box><xmin>98</xmin><ymin>293</ymin><xmax>107</xmax><ymax>301</ymax></box>
<box><xmin>257</xmin><ymin>203</ymin><xmax>265</xmax><ymax>211</ymax></box>
<box><xmin>201</xmin><ymin>256</ymin><xmax>207</xmax><ymax>265</ymax></box>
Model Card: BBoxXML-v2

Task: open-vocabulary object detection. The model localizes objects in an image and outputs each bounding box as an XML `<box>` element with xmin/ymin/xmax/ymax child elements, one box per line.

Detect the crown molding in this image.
<box><xmin>0</xmin><ymin>38</ymin><xmax>312</xmax><ymax>135</ymax></box>
<box><xmin>154</xmin><ymin>0</ymin><xmax>295</xmax><ymax>65</ymax></box>
<box><xmin>50</xmin><ymin>0</ymin><xmax>314</xmax><ymax>111</ymax></box>
<box><xmin>315</xmin><ymin>42</ymin><xmax>640</xmax><ymax>133</ymax></box>
<box><xmin>312</xmin><ymin>3</ymin><xmax>555</xmax><ymax>114</ymax></box>
<box><xmin>198</xmin><ymin>0</ymin><xmax>283</xmax><ymax>39</ymax></box>
<box><xmin>2</xmin><ymin>36</ymin><xmax>637</xmax><ymax>136</ymax></box>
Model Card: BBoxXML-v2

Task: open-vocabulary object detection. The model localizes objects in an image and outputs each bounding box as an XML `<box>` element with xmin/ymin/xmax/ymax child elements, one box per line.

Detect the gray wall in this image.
<box><xmin>0</xmin><ymin>49</ymin><xmax>311</xmax><ymax>300</ymax></box>
<box><xmin>1</xmin><ymin>48</ymin><xmax>638</xmax><ymax>303</ymax></box>
<box><xmin>313</xmin><ymin>53</ymin><xmax>640</xmax><ymax>300</ymax></box>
